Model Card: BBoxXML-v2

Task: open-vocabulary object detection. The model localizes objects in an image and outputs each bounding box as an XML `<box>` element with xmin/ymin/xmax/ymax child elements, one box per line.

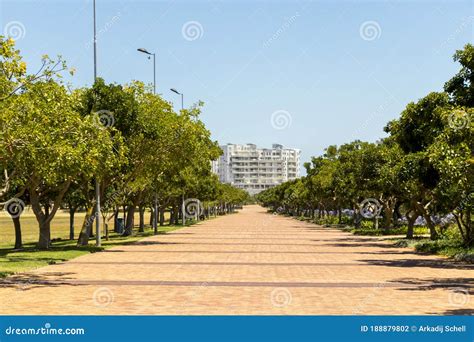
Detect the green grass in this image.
<box><xmin>0</xmin><ymin>209</ymin><xmax>166</xmax><ymax>247</ymax></box>
<box><xmin>0</xmin><ymin>208</ymin><xmax>185</xmax><ymax>278</ymax></box>
<box><xmin>0</xmin><ymin>227</ymin><xmax>183</xmax><ymax>278</ymax></box>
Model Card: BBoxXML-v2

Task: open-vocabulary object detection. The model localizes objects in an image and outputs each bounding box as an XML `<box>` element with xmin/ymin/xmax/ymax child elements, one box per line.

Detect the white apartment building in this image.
<box><xmin>212</xmin><ymin>143</ymin><xmax>301</xmax><ymax>195</ymax></box>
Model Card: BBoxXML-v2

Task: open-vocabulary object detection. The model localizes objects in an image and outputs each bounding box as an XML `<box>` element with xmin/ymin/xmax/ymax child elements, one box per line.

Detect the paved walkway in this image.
<box><xmin>0</xmin><ymin>205</ymin><xmax>472</xmax><ymax>314</ymax></box>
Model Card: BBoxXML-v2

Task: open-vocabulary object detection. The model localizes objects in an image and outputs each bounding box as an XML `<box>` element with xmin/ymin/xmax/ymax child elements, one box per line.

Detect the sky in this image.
<box><xmin>1</xmin><ymin>0</ymin><xmax>473</xmax><ymax>174</ymax></box>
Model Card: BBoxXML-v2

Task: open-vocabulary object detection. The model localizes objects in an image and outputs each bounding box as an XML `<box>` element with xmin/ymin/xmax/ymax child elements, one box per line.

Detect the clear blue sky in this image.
<box><xmin>2</xmin><ymin>0</ymin><xmax>473</xmax><ymax>174</ymax></box>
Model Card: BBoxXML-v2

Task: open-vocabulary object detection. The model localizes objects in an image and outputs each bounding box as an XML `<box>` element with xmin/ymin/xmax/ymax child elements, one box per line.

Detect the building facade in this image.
<box><xmin>212</xmin><ymin>143</ymin><xmax>301</xmax><ymax>195</ymax></box>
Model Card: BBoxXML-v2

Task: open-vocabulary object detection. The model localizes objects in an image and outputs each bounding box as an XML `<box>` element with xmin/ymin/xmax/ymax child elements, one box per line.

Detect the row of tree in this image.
<box><xmin>0</xmin><ymin>37</ymin><xmax>249</xmax><ymax>249</ymax></box>
<box><xmin>256</xmin><ymin>44</ymin><xmax>473</xmax><ymax>246</ymax></box>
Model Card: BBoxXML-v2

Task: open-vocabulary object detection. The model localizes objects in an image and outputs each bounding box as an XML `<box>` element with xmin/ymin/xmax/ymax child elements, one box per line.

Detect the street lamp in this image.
<box><xmin>137</xmin><ymin>48</ymin><xmax>156</xmax><ymax>94</ymax></box>
<box><xmin>93</xmin><ymin>0</ymin><xmax>101</xmax><ymax>247</ymax></box>
<box><xmin>170</xmin><ymin>88</ymin><xmax>185</xmax><ymax>226</ymax></box>
<box><xmin>170</xmin><ymin>88</ymin><xmax>184</xmax><ymax>110</ymax></box>
<box><xmin>137</xmin><ymin>47</ymin><xmax>158</xmax><ymax>234</ymax></box>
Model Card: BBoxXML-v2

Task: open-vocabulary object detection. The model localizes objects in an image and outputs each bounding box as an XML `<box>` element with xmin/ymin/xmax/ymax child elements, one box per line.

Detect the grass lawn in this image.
<box><xmin>0</xmin><ymin>208</ymin><xmax>181</xmax><ymax>278</ymax></box>
<box><xmin>0</xmin><ymin>208</ymin><xmax>165</xmax><ymax>247</ymax></box>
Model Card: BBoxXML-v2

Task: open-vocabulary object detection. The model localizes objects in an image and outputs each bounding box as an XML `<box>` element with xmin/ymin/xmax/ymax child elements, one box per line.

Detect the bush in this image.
<box><xmin>395</xmin><ymin>236</ymin><xmax>474</xmax><ymax>263</ymax></box>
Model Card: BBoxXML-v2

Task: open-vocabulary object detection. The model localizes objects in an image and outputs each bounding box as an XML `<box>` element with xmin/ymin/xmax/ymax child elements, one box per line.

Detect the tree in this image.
<box><xmin>1</xmin><ymin>80</ymin><xmax>117</xmax><ymax>249</ymax></box>
<box><xmin>0</xmin><ymin>36</ymin><xmax>71</xmax><ymax>102</ymax></box>
<box><xmin>74</xmin><ymin>79</ymin><xmax>130</xmax><ymax>245</ymax></box>
<box><xmin>444</xmin><ymin>43</ymin><xmax>474</xmax><ymax>107</ymax></box>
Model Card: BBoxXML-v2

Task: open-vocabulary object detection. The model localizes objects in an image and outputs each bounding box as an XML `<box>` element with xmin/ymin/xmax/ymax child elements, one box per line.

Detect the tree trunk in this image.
<box><xmin>12</xmin><ymin>216</ymin><xmax>22</xmax><ymax>249</ymax></box>
<box><xmin>123</xmin><ymin>205</ymin><xmax>135</xmax><ymax>236</ymax></box>
<box><xmin>28</xmin><ymin>179</ymin><xmax>71</xmax><ymax>249</ymax></box>
<box><xmin>174</xmin><ymin>205</ymin><xmax>181</xmax><ymax>225</ymax></box>
<box><xmin>169</xmin><ymin>207</ymin><xmax>174</xmax><ymax>225</ymax></box>
<box><xmin>77</xmin><ymin>206</ymin><xmax>95</xmax><ymax>246</ymax></box>
<box><xmin>123</xmin><ymin>205</ymin><xmax>127</xmax><ymax>225</ymax></box>
<box><xmin>423</xmin><ymin>213</ymin><xmax>438</xmax><ymax>240</ymax></box>
<box><xmin>138</xmin><ymin>205</ymin><xmax>145</xmax><ymax>232</ymax></box>
<box><xmin>38</xmin><ymin>204</ymin><xmax>51</xmax><ymax>248</ymax></box>
<box><xmin>406</xmin><ymin>211</ymin><xmax>417</xmax><ymax>239</ymax></box>
<box><xmin>415</xmin><ymin>201</ymin><xmax>438</xmax><ymax>240</ymax></box>
<box><xmin>38</xmin><ymin>218</ymin><xmax>51</xmax><ymax>249</ymax></box>
<box><xmin>149</xmin><ymin>207</ymin><xmax>154</xmax><ymax>226</ymax></box>
<box><xmin>382</xmin><ymin>206</ymin><xmax>392</xmax><ymax>232</ymax></box>
<box><xmin>159</xmin><ymin>206</ymin><xmax>165</xmax><ymax>226</ymax></box>
<box><xmin>113</xmin><ymin>207</ymin><xmax>119</xmax><ymax>232</ymax></box>
<box><xmin>393</xmin><ymin>201</ymin><xmax>402</xmax><ymax>226</ymax></box>
<box><xmin>69</xmin><ymin>206</ymin><xmax>76</xmax><ymax>240</ymax></box>
<box><xmin>454</xmin><ymin>210</ymin><xmax>473</xmax><ymax>247</ymax></box>
<box><xmin>353</xmin><ymin>204</ymin><xmax>361</xmax><ymax>228</ymax></box>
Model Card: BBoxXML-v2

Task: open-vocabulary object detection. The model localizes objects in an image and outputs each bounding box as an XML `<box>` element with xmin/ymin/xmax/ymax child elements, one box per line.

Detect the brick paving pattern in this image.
<box><xmin>0</xmin><ymin>205</ymin><xmax>472</xmax><ymax>315</ymax></box>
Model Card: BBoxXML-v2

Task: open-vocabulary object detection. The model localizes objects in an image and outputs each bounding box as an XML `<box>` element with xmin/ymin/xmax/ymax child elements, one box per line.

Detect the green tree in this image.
<box><xmin>1</xmin><ymin>80</ymin><xmax>117</xmax><ymax>249</ymax></box>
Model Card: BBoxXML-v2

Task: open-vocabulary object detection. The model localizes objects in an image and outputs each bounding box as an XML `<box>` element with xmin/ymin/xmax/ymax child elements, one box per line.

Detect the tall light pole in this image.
<box><xmin>138</xmin><ymin>47</ymin><xmax>158</xmax><ymax>233</ymax></box>
<box><xmin>137</xmin><ymin>48</ymin><xmax>156</xmax><ymax>94</ymax></box>
<box><xmin>170</xmin><ymin>88</ymin><xmax>185</xmax><ymax>226</ymax></box>
<box><xmin>170</xmin><ymin>88</ymin><xmax>184</xmax><ymax>111</ymax></box>
<box><xmin>93</xmin><ymin>0</ymin><xmax>101</xmax><ymax>247</ymax></box>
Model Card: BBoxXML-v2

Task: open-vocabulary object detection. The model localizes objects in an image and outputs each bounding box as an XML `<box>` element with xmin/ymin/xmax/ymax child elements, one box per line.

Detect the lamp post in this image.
<box><xmin>137</xmin><ymin>47</ymin><xmax>158</xmax><ymax>233</ymax></box>
<box><xmin>170</xmin><ymin>88</ymin><xmax>185</xmax><ymax>226</ymax></box>
<box><xmin>93</xmin><ymin>0</ymin><xmax>101</xmax><ymax>247</ymax></box>
<box><xmin>170</xmin><ymin>88</ymin><xmax>184</xmax><ymax>110</ymax></box>
<box><xmin>137</xmin><ymin>48</ymin><xmax>156</xmax><ymax>94</ymax></box>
